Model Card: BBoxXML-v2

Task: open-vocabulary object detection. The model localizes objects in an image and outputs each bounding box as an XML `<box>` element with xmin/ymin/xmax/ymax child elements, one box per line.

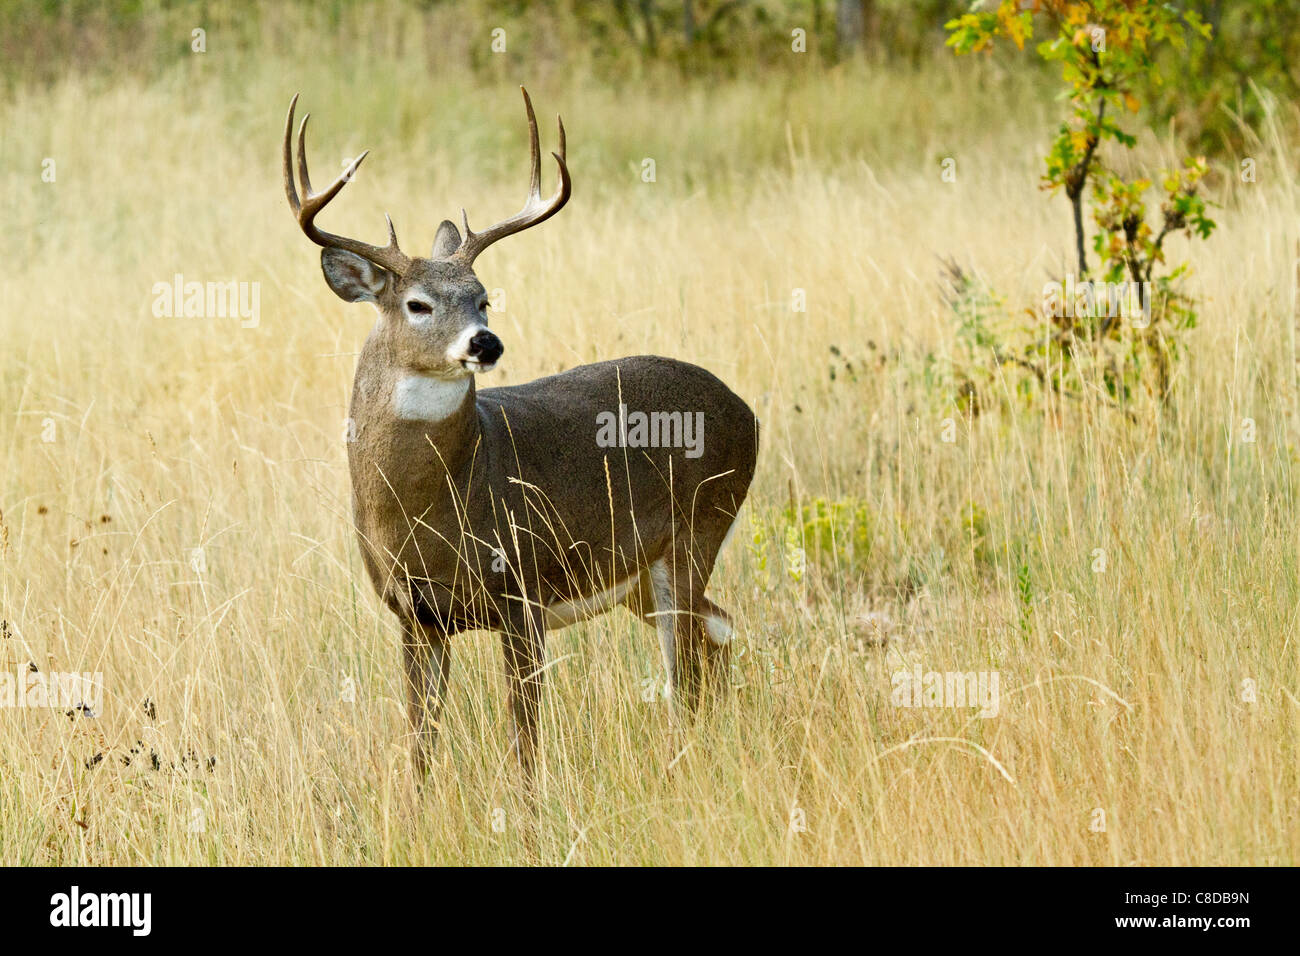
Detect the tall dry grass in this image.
<box><xmin>0</xmin><ymin>6</ymin><xmax>1296</xmax><ymax>864</ymax></box>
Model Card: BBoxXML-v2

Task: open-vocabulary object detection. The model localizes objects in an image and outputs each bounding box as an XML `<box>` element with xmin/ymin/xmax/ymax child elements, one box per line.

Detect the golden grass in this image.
<box><xmin>0</xmin><ymin>10</ymin><xmax>1297</xmax><ymax>864</ymax></box>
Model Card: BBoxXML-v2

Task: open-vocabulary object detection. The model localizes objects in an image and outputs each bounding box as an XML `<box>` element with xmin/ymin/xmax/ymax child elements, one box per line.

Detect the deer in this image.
<box><xmin>282</xmin><ymin>88</ymin><xmax>758</xmax><ymax>784</ymax></box>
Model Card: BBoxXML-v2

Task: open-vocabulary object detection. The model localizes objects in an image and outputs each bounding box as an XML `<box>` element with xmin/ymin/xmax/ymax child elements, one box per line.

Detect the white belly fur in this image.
<box><xmin>545</xmin><ymin>577</ymin><xmax>636</xmax><ymax>629</ymax></box>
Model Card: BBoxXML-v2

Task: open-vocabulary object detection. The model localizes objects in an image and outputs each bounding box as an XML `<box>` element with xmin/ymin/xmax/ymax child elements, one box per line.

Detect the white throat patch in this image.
<box><xmin>393</xmin><ymin>374</ymin><xmax>469</xmax><ymax>422</ymax></box>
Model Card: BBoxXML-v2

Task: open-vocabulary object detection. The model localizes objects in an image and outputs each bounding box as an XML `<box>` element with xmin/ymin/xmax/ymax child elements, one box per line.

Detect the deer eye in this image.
<box><xmin>406</xmin><ymin>300</ymin><xmax>432</xmax><ymax>314</ymax></box>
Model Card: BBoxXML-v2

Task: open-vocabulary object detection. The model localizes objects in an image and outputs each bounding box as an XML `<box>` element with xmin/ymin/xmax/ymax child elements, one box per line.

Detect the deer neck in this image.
<box><xmin>350</xmin><ymin>334</ymin><xmax>481</xmax><ymax>485</ymax></box>
<box><xmin>392</xmin><ymin>371</ymin><xmax>477</xmax><ymax>433</ymax></box>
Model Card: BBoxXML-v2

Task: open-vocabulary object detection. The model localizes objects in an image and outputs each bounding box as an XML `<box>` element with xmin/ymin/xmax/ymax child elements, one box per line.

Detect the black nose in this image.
<box><xmin>467</xmin><ymin>329</ymin><xmax>503</xmax><ymax>364</ymax></box>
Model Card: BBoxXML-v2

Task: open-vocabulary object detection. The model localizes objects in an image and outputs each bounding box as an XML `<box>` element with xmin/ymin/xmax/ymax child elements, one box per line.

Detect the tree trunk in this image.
<box><xmin>837</xmin><ymin>0</ymin><xmax>865</xmax><ymax>54</ymax></box>
<box><xmin>639</xmin><ymin>0</ymin><xmax>658</xmax><ymax>54</ymax></box>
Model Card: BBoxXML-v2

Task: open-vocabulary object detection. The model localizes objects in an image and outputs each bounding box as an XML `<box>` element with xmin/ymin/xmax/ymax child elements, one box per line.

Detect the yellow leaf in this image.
<box><xmin>1124</xmin><ymin>93</ymin><xmax>1140</xmax><ymax>113</ymax></box>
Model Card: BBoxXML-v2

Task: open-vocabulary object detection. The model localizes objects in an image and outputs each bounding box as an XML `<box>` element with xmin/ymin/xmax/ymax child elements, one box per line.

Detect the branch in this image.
<box><xmin>1066</xmin><ymin>98</ymin><xmax>1106</xmax><ymax>278</ymax></box>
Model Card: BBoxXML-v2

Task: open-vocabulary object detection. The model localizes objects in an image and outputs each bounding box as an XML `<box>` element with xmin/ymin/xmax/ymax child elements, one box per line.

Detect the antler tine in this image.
<box><xmin>296</xmin><ymin>111</ymin><xmax>315</xmax><ymax>199</ymax></box>
<box><xmin>301</xmin><ymin>148</ymin><xmax>369</xmax><ymax>222</ymax></box>
<box><xmin>281</xmin><ymin>94</ymin><xmax>412</xmax><ymax>277</ymax></box>
<box><xmin>283</xmin><ymin>93</ymin><xmax>302</xmax><ymax>215</ymax></box>
<box><xmin>448</xmin><ymin>86</ymin><xmax>572</xmax><ymax>268</ymax></box>
<box><xmin>522</xmin><ymin>86</ymin><xmax>541</xmax><ymax>200</ymax></box>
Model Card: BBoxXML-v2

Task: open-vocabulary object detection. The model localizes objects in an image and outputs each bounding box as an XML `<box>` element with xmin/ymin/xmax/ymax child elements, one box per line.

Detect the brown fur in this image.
<box><xmin>351</xmin><ymin>347</ymin><xmax>757</xmax><ymax>778</ymax></box>
<box><xmin>283</xmin><ymin>90</ymin><xmax>758</xmax><ymax>782</ymax></box>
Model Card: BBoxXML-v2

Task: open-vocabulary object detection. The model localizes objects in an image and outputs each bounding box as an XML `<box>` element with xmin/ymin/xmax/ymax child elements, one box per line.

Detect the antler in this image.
<box><xmin>448</xmin><ymin>86</ymin><xmax>571</xmax><ymax>267</ymax></box>
<box><xmin>283</xmin><ymin>93</ymin><xmax>413</xmax><ymax>276</ymax></box>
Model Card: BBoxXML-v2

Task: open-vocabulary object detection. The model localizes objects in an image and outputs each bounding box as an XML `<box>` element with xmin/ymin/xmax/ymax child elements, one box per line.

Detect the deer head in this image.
<box><xmin>282</xmin><ymin>87</ymin><xmax>571</xmax><ymax>379</ymax></box>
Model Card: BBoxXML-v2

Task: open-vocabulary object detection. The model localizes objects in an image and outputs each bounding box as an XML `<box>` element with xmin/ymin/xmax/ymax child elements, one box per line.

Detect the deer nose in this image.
<box><xmin>467</xmin><ymin>329</ymin><xmax>503</xmax><ymax>364</ymax></box>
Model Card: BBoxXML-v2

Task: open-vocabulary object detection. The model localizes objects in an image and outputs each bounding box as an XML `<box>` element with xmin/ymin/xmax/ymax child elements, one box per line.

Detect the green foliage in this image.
<box><xmin>748</xmin><ymin>497</ymin><xmax>876</xmax><ymax>588</ymax></box>
<box><xmin>747</xmin><ymin>512</ymin><xmax>774</xmax><ymax>590</ymax></box>
<box><xmin>0</xmin><ymin>0</ymin><xmax>979</xmax><ymax>87</ymax></box>
<box><xmin>942</xmin><ymin>260</ymin><xmax>1035</xmax><ymax>415</ymax></box>
<box><xmin>782</xmin><ymin>497</ymin><xmax>875</xmax><ymax>576</ymax></box>
<box><xmin>1145</xmin><ymin>0</ymin><xmax>1300</xmax><ymax>157</ymax></box>
<box><xmin>1015</xmin><ymin>554</ymin><xmax>1034</xmax><ymax>642</ymax></box>
<box><xmin>945</xmin><ymin>1</ymin><xmax>1219</xmax><ymax>409</ymax></box>
<box><xmin>962</xmin><ymin>499</ymin><xmax>991</xmax><ymax>568</ymax></box>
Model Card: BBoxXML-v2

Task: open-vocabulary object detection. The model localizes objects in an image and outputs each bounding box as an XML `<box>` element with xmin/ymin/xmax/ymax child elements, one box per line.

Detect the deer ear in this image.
<box><xmin>321</xmin><ymin>248</ymin><xmax>389</xmax><ymax>303</ymax></box>
<box><xmin>431</xmin><ymin>219</ymin><xmax>462</xmax><ymax>259</ymax></box>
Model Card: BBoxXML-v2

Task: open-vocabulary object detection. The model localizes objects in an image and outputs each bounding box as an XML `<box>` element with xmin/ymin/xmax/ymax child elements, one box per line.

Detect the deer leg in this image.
<box><xmin>634</xmin><ymin>562</ymin><xmax>734</xmax><ymax>713</ymax></box>
<box><xmin>647</xmin><ymin>560</ymin><xmax>681</xmax><ymax>708</ymax></box>
<box><xmin>402</xmin><ymin>615</ymin><xmax>451</xmax><ymax>780</ymax></box>
<box><xmin>695</xmin><ymin>595</ymin><xmax>733</xmax><ymax>705</ymax></box>
<box><xmin>685</xmin><ymin>512</ymin><xmax>740</xmax><ymax>706</ymax></box>
<box><xmin>501</xmin><ymin>603</ymin><xmax>546</xmax><ymax>786</ymax></box>
<box><xmin>650</xmin><ymin>558</ymin><xmax>712</xmax><ymax>714</ymax></box>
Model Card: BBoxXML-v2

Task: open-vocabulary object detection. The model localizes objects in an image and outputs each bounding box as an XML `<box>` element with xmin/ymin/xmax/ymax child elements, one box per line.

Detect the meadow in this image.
<box><xmin>0</xmin><ymin>2</ymin><xmax>1296</xmax><ymax>864</ymax></box>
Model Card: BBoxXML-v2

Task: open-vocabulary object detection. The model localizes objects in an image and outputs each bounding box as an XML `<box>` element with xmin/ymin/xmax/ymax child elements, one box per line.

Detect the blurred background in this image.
<box><xmin>4</xmin><ymin>0</ymin><xmax>1298</xmax><ymax>153</ymax></box>
<box><xmin>0</xmin><ymin>1</ymin><xmax>1296</xmax><ymax>865</ymax></box>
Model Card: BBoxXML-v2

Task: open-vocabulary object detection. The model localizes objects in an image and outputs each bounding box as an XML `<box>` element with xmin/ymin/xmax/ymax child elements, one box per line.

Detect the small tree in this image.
<box><xmin>945</xmin><ymin>1</ymin><xmax>1216</xmax><ymax>405</ymax></box>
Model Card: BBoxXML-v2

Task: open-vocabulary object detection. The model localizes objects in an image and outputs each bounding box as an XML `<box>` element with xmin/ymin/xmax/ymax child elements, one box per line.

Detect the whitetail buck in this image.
<box><xmin>283</xmin><ymin>88</ymin><xmax>758</xmax><ymax>782</ymax></box>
